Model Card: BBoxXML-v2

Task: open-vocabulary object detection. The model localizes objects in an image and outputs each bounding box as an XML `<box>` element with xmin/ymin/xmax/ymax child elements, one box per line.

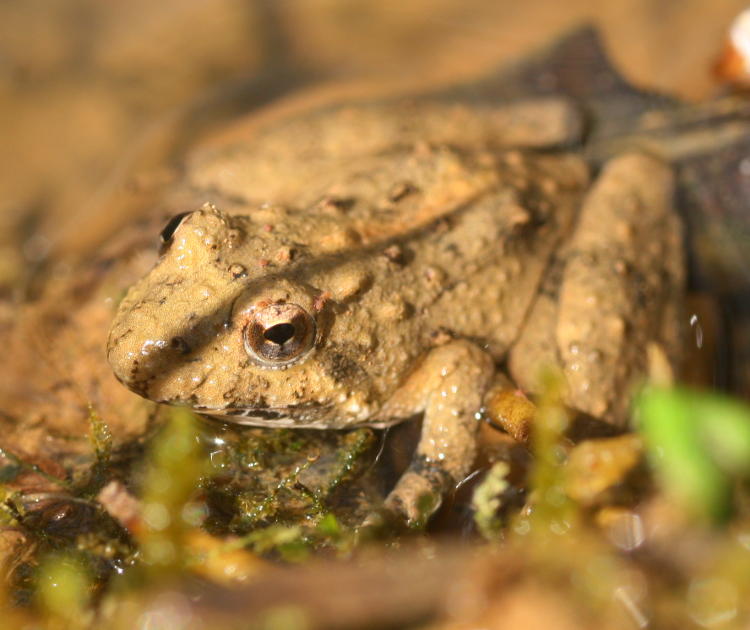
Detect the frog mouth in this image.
<box><xmin>194</xmin><ymin>404</ymin><xmax>339</xmax><ymax>429</ymax></box>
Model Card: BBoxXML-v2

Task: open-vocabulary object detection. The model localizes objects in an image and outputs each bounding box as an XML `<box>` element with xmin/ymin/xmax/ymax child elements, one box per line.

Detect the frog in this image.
<box><xmin>106</xmin><ymin>96</ymin><xmax>684</xmax><ymax>526</ymax></box>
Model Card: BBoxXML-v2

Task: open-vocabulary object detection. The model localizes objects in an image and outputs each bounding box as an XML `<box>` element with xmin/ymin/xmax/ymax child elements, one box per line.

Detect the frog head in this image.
<box><xmin>107</xmin><ymin>204</ymin><xmax>376</xmax><ymax>428</ymax></box>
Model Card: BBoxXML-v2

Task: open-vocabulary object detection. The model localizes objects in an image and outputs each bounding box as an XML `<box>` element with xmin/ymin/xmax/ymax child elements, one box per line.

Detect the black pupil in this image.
<box><xmin>160</xmin><ymin>212</ymin><xmax>191</xmax><ymax>243</ymax></box>
<box><xmin>264</xmin><ymin>323</ymin><xmax>296</xmax><ymax>345</ymax></box>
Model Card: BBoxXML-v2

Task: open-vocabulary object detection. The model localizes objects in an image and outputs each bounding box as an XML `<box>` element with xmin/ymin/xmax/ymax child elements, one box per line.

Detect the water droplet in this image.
<box><xmin>606</xmin><ymin>512</ymin><xmax>645</xmax><ymax>551</ymax></box>
<box><xmin>545</xmin><ymin>486</ymin><xmax>567</xmax><ymax>507</ymax></box>
<box><xmin>548</xmin><ymin>519</ymin><xmax>569</xmax><ymax>535</ymax></box>
<box><xmin>614</xmin><ymin>585</ymin><xmax>648</xmax><ymax>628</ymax></box>
<box><xmin>688</xmin><ymin>578</ymin><xmax>738</xmax><ymax>627</ymax></box>
<box><xmin>689</xmin><ymin>313</ymin><xmax>704</xmax><ymax>349</ymax></box>
<box><xmin>736</xmin><ymin>530</ymin><xmax>750</xmax><ymax>550</ymax></box>
<box><xmin>142</xmin><ymin>502</ymin><xmax>170</xmax><ymax>531</ymax></box>
<box><xmin>209</xmin><ymin>449</ymin><xmax>227</xmax><ymax>468</ymax></box>
<box><xmin>513</xmin><ymin>518</ymin><xmax>531</xmax><ymax>536</ymax></box>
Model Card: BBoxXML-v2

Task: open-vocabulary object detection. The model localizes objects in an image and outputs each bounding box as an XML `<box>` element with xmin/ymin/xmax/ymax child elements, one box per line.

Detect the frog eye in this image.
<box><xmin>159</xmin><ymin>212</ymin><xmax>191</xmax><ymax>253</ymax></box>
<box><xmin>243</xmin><ymin>303</ymin><xmax>316</xmax><ymax>366</ymax></box>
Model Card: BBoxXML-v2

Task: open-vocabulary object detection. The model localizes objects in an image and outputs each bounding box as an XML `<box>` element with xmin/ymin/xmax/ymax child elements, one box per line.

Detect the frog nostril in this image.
<box><xmin>170</xmin><ymin>336</ymin><xmax>191</xmax><ymax>354</ymax></box>
<box><xmin>264</xmin><ymin>323</ymin><xmax>295</xmax><ymax>345</ymax></box>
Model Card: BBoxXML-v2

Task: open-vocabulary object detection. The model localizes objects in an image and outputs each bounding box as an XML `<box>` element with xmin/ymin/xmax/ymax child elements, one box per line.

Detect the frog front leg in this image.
<box><xmin>375</xmin><ymin>340</ymin><xmax>494</xmax><ymax>526</ymax></box>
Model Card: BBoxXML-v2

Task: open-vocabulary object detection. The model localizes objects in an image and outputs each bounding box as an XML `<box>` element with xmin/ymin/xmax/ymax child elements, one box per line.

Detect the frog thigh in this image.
<box><xmin>377</xmin><ymin>339</ymin><xmax>494</xmax><ymax>525</ymax></box>
<box><xmin>556</xmin><ymin>153</ymin><xmax>680</xmax><ymax>425</ymax></box>
<box><xmin>509</xmin><ymin>153</ymin><xmax>681</xmax><ymax>426</ymax></box>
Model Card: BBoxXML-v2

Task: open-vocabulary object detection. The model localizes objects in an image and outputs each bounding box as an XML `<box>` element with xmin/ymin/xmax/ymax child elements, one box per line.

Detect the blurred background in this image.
<box><xmin>0</xmin><ymin>0</ymin><xmax>747</xmax><ymax>296</ymax></box>
<box><xmin>4</xmin><ymin>5</ymin><xmax>750</xmax><ymax>628</ymax></box>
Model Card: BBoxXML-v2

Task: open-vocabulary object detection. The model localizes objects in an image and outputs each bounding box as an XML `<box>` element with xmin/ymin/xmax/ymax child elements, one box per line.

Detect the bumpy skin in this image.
<box><xmin>509</xmin><ymin>153</ymin><xmax>685</xmax><ymax>424</ymax></box>
<box><xmin>107</xmin><ymin>98</ymin><xmax>684</xmax><ymax>524</ymax></box>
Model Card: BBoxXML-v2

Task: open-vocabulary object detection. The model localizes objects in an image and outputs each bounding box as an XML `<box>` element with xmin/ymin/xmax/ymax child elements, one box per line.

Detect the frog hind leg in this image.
<box><xmin>555</xmin><ymin>152</ymin><xmax>682</xmax><ymax>425</ymax></box>
<box><xmin>374</xmin><ymin>339</ymin><xmax>494</xmax><ymax>527</ymax></box>
<box><xmin>510</xmin><ymin>152</ymin><xmax>682</xmax><ymax>427</ymax></box>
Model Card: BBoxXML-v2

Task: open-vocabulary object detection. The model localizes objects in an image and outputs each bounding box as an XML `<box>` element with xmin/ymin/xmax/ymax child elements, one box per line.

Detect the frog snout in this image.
<box><xmin>107</xmin><ymin>328</ymin><xmax>176</xmax><ymax>396</ymax></box>
<box><xmin>106</xmin><ymin>295</ymin><xmax>193</xmax><ymax>394</ymax></box>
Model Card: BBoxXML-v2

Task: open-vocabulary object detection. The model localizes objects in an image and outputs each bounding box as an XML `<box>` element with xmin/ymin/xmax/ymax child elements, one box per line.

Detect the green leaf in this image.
<box><xmin>636</xmin><ymin>387</ymin><xmax>740</xmax><ymax>522</ymax></box>
<box><xmin>692</xmin><ymin>394</ymin><xmax>750</xmax><ymax>476</ymax></box>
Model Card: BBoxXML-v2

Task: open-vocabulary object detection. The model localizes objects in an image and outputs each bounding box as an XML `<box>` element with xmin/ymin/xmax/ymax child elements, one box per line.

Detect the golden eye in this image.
<box><xmin>243</xmin><ymin>303</ymin><xmax>316</xmax><ymax>366</ymax></box>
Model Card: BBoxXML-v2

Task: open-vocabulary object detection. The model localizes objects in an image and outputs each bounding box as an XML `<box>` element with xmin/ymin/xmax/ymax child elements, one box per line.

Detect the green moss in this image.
<box><xmin>36</xmin><ymin>552</ymin><xmax>93</xmax><ymax>626</ymax></box>
<box><xmin>472</xmin><ymin>461</ymin><xmax>509</xmax><ymax>540</ymax></box>
<box><xmin>15</xmin><ymin>379</ymin><xmax>750</xmax><ymax>627</ymax></box>
<box><xmin>510</xmin><ymin>371</ymin><xmax>577</xmax><ymax>540</ymax></box>
<box><xmin>137</xmin><ymin>407</ymin><xmax>207</xmax><ymax>574</ymax></box>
